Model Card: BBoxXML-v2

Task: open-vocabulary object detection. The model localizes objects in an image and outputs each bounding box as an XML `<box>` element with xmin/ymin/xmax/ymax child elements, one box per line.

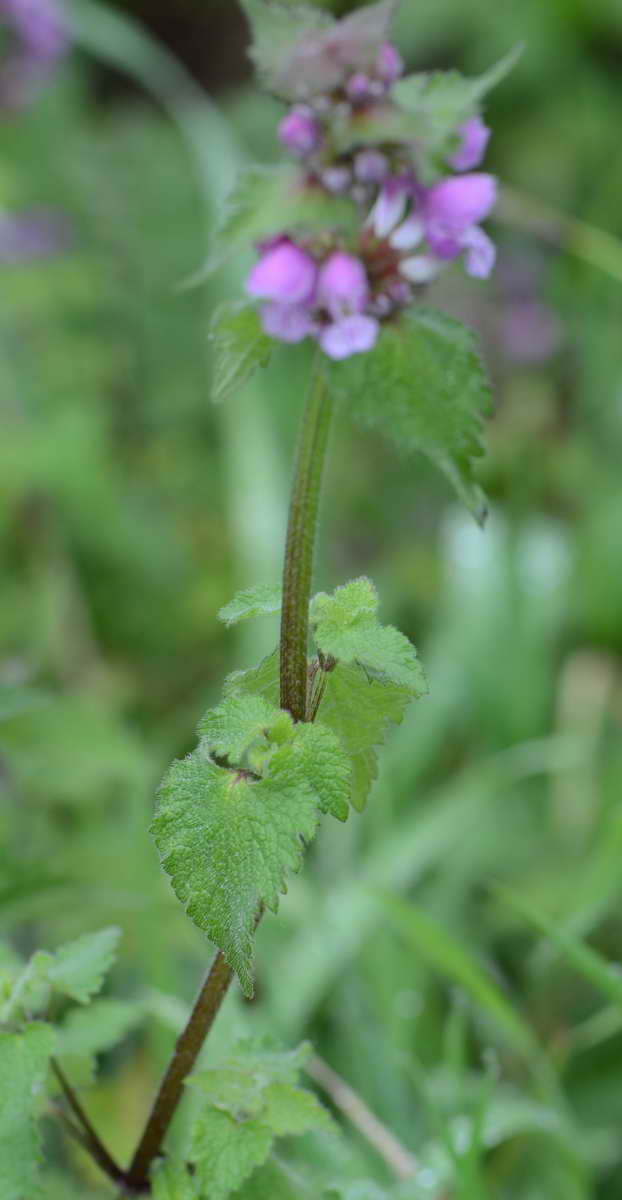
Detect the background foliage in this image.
<box><xmin>1</xmin><ymin>0</ymin><xmax>622</xmax><ymax>1195</ymax></box>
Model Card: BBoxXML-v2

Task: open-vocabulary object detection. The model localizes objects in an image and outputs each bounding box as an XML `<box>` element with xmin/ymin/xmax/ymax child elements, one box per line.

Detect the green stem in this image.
<box><xmin>280</xmin><ymin>364</ymin><xmax>333</xmax><ymax>721</ymax></box>
<box><xmin>123</xmin><ymin>361</ymin><xmax>332</xmax><ymax>1192</ymax></box>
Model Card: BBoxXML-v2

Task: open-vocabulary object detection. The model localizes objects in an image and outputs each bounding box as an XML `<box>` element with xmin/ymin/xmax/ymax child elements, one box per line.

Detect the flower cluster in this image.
<box><xmin>0</xmin><ymin>0</ymin><xmax>67</xmax><ymax>109</ymax></box>
<box><xmin>244</xmin><ymin>12</ymin><xmax>498</xmax><ymax>362</ymax></box>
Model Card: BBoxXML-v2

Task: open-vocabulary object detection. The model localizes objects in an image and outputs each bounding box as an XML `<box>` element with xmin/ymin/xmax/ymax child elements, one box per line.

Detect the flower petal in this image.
<box><xmin>260</xmin><ymin>302</ymin><xmax>316</xmax><ymax>343</ymax></box>
<box><xmin>319</xmin><ymin>314</ymin><xmax>379</xmax><ymax>360</ymax></box>
<box><xmin>246</xmin><ymin>240</ymin><xmax>318</xmax><ymax>305</ymax></box>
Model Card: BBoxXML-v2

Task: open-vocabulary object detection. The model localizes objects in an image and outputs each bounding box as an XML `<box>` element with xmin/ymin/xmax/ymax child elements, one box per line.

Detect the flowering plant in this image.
<box><xmin>0</xmin><ymin>3</ymin><xmax>517</xmax><ymax>1197</ymax></box>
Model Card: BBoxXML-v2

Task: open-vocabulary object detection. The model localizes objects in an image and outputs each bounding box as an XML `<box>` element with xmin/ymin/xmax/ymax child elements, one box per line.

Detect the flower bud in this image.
<box><xmin>278</xmin><ymin>106</ymin><xmax>322</xmax><ymax>156</ymax></box>
<box><xmin>447</xmin><ymin>117</ymin><xmax>490</xmax><ymax>172</ymax></box>
<box><xmin>317</xmin><ymin>251</ymin><xmax>369</xmax><ymax>319</ymax></box>
<box><xmin>246</xmin><ymin>239</ymin><xmax>318</xmax><ymax>305</ymax></box>
<box><xmin>321</xmin><ymin>166</ymin><xmax>352</xmax><ymax>194</ymax></box>
<box><xmin>376</xmin><ymin>41</ymin><xmax>403</xmax><ymax>84</ymax></box>
<box><xmin>345</xmin><ymin>72</ymin><xmax>372</xmax><ymax>102</ymax></box>
<box><xmin>354</xmin><ymin>150</ymin><xmax>389</xmax><ymax>184</ymax></box>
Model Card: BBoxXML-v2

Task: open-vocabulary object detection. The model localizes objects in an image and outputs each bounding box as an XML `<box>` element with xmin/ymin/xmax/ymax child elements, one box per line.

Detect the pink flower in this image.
<box><xmin>245</xmin><ymin>239</ymin><xmax>318</xmax><ymax>305</ymax></box>
<box><xmin>260</xmin><ymin>302</ymin><xmax>316</xmax><ymax>343</ymax></box>
<box><xmin>278</xmin><ymin>107</ymin><xmax>322</xmax><ymax>156</ymax></box>
<box><xmin>376</xmin><ymin>41</ymin><xmax>403</xmax><ymax>83</ymax></box>
<box><xmin>317</xmin><ymin>252</ymin><xmax>369</xmax><ymax>318</ymax></box>
<box><xmin>319</xmin><ymin>314</ymin><xmax>379</xmax><ymax>360</ymax></box>
<box><xmin>461</xmin><ymin>227</ymin><xmax>496</xmax><ymax>278</ymax></box>
<box><xmin>447</xmin><ymin>117</ymin><xmax>490</xmax><ymax>172</ymax></box>
<box><xmin>368</xmin><ymin>176</ymin><xmax>411</xmax><ymax>238</ymax></box>
<box><xmin>424</xmin><ymin>173</ymin><xmax>497</xmax><ymax>259</ymax></box>
<box><xmin>346</xmin><ymin>72</ymin><xmax>372</xmax><ymax>102</ymax></box>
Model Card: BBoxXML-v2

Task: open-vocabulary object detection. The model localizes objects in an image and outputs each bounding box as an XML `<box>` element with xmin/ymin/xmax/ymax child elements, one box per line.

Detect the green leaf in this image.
<box><xmin>324</xmin><ymin>309</ymin><xmax>491</xmax><ymax>522</ymax></box>
<box><xmin>58</xmin><ymin>997</ymin><xmax>143</xmax><ymax>1058</ymax></box>
<box><xmin>235</xmin><ymin>1157</ymin><xmax>314</xmax><ymax>1199</ymax></box>
<box><xmin>315</xmin><ymin>661</ymin><xmax>411</xmax><ymax>811</ymax></box>
<box><xmin>224</xmin><ymin>649</ymin><xmax>280</xmax><ymax>707</ymax></box>
<box><xmin>205</xmin><ymin>165</ymin><xmax>356</xmax><ymax>275</ymax></box>
<box><xmin>393</xmin><ymin>45</ymin><xmax>522</xmax><ymax>156</ymax></box>
<box><xmin>380</xmin><ymin>894</ymin><xmax>536</xmax><ymax>1055</ymax></box>
<box><xmin>311</xmin><ymin>577</ymin><xmax>427</xmax><ymax>693</ymax></box>
<box><xmin>198</xmin><ymin>694</ymin><xmax>293</xmax><ymax>766</ymax></box>
<box><xmin>241</xmin><ymin>1</ymin><xmax>397</xmax><ymax>100</ymax></box>
<box><xmin>188</xmin><ymin>1040</ymin><xmax>332</xmax><ymax>1199</ymax></box>
<box><xmin>0</xmin><ymin>1022</ymin><xmax>56</xmax><ymax>1200</ymax></box>
<box><xmin>49</xmin><ymin>927</ymin><xmax>121</xmax><ymax>1004</ymax></box>
<box><xmin>151</xmin><ymin>1158</ymin><xmax>198</xmax><ymax>1200</ymax></box>
<box><xmin>152</xmin><ymin>754</ymin><xmax>319</xmax><ymax>996</ymax></box>
<box><xmin>210</xmin><ymin>303</ymin><xmax>273</xmax><ymax>405</ymax></box>
<box><xmin>286</xmin><ymin>722</ymin><xmax>351</xmax><ymax>822</ymax></box>
<box><xmin>219</xmin><ymin>584</ymin><xmax>282</xmax><ymax>627</ymax></box>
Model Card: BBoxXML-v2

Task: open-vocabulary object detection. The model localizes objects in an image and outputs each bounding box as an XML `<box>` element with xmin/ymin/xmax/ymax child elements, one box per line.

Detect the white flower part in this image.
<box><xmin>319</xmin><ymin>314</ymin><xmax>379</xmax><ymax>360</ymax></box>
<box><xmin>368</xmin><ymin>181</ymin><xmax>408</xmax><ymax>239</ymax></box>
<box><xmin>389</xmin><ymin>214</ymin><xmax>425</xmax><ymax>251</ymax></box>
<box><xmin>399</xmin><ymin>254</ymin><xmax>444</xmax><ymax>284</ymax></box>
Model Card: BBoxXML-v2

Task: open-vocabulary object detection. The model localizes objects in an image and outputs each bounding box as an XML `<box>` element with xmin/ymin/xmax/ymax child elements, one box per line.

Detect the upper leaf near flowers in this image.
<box><xmin>241</xmin><ymin>0</ymin><xmax>399</xmax><ymax>100</ymax></box>
<box><xmin>323</xmin><ymin>307</ymin><xmax>492</xmax><ymax>522</ymax></box>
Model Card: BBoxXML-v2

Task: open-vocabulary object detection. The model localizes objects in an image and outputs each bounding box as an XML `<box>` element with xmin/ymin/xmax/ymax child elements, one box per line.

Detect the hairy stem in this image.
<box><xmin>280</xmin><ymin>365</ymin><xmax>333</xmax><ymax>721</ymax></box>
<box><xmin>125</xmin><ymin>950</ymin><xmax>233</xmax><ymax>1191</ymax></box>
<box><xmin>124</xmin><ymin>362</ymin><xmax>332</xmax><ymax>1192</ymax></box>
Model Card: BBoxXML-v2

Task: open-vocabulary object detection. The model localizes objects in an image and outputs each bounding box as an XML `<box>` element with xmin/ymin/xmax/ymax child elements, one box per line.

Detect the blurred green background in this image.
<box><xmin>2</xmin><ymin>0</ymin><xmax>622</xmax><ymax>1196</ymax></box>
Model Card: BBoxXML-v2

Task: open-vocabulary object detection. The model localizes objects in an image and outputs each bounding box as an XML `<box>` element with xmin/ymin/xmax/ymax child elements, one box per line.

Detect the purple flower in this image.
<box><xmin>376</xmin><ymin>40</ymin><xmax>403</xmax><ymax>83</ymax></box>
<box><xmin>278</xmin><ymin>106</ymin><xmax>322</xmax><ymax>156</ymax></box>
<box><xmin>346</xmin><ymin>71</ymin><xmax>372</xmax><ymax>102</ymax></box>
<box><xmin>0</xmin><ymin>0</ymin><xmax>67</xmax><ymax>107</ymax></box>
<box><xmin>320</xmin><ymin>165</ymin><xmax>352</xmax><ymax>193</ymax></box>
<box><xmin>368</xmin><ymin>176</ymin><xmax>411</xmax><ymax>238</ymax></box>
<box><xmin>246</xmin><ymin>239</ymin><xmax>318</xmax><ymax>305</ymax></box>
<box><xmin>319</xmin><ymin>314</ymin><xmax>379</xmax><ymax>360</ymax></box>
<box><xmin>317</xmin><ymin>251</ymin><xmax>369</xmax><ymax>318</ymax></box>
<box><xmin>461</xmin><ymin>226</ymin><xmax>496</xmax><ymax>278</ymax></box>
<box><xmin>447</xmin><ymin>116</ymin><xmax>490</xmax><ymax>172</ymax></box>
<box><xmin>354</xmin><ymin>149</ymin><xmax>389</xmax><ymax>183</ymax></box>
<box><xmin>260</xmin><ymin>302</ymin><xmax>316</xmax><ymax>344</ymax></box>
<box><xmin>424</xmin><ymin>173</ymin><xmax>497</xmax><ymax>261</ymax></box>
<box><xmin>0</xmin><ymin>208</ymin><xmax>72</xmax><ymax>262</ymax></box>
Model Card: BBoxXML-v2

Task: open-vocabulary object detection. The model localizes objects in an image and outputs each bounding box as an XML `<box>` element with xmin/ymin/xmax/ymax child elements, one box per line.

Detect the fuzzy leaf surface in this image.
<box><xmin>224</xmin><ymin>649</ymin><xmax>280</xmax><ymax>707</ymax></box>
<box><xmin>316</xmin><ymin>662</ymin><xmax>412</xmax><ymax>811</ymax></box>
<box><xmin>0</xmin><ymin>1022</ymin><xmax>55</xmax><ymax>1200</ymax></box>
<box><xmin>151</xmin><ymin>1159</ymin><xmax>198</xmax><ymax>1199</ymax></box>
<box><xmin>311</xmin><ymin>578</ymin><xmax>427</xmax><ymax>694</ymax></box>
<box><xmin>198</xmin><ymin>694</ymin><xmax>292</xmax><ymax>766</ymax></box>
<box><xmin>152</xmin><ymin>754</ymin><xmax>319</xmax><ymax>996</ymax></box>
<box><xmin>218</xmin><ymin>584</ymin><xmax>282</xmax><ymax>627</ymax></box>
<box><xmin>49</xmin><ymin>927</ymin><xmax>121</xmax><ymax>1004</ymax></box>
<box><xmin>205</xmin><ymin>165</ymin><xmax>356</xmax><ymax>274</ymax></box>
<box><xmin>324</xmin><ymin>309</ymin><xmax>491</xmax><ymax>522</ymax></box>
<box><xmin>189</xmin><ymin>1040</ymin><xmax>332</xmax><ymax>1199</ymax></box>
<box><xmin>210</xmin><ymin>303</ymin><xmax>273</xmax><ymax>405</ymax></box>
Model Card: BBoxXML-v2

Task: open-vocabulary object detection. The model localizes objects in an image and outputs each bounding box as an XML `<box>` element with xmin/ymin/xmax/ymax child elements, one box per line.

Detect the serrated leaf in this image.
<box><xmin>316</xmin><ymin>662</ymin><xmax>411</xmax><ymax>811</ymax></box>
<box><xmin>205</xmin><ymin>165</ymin><xmax>356</xmax><ymax>276</ymax></box>
<box><xmin>189</xmin><ymin>1040</ymin><xmax>332</xmax><ymax>1199</ymax></box>
<box><xmin>235</xmin><ymin>1157</ymin><xmax>314</xmax><ymax>1199</ymax></box>
<box><xmin>285</xmin><ymin>722</ymin><xmax>351</xmax><ymax>822</ymax></box>
<box><xmin>219</xmin><ymin>584</ymin><xmax>282</xmax><ymax>627</ymax></box>
<box><xmin>324</xmin><ymin>309</ymin><xmax>491</xmax><ymax>522</ymax></box>
<box><xmin>152</xmin><ymin>755</ymin><xmax>319</xmax><ymax>995</ymax></box>
<box><xmin>192</xmin><ymin>1108</ymin><xmax>273</xmax><ymax>1200</ymax></box>
<box><xmin>210</xmin><ymin>303</ymin><xmax>273</xmax><ymax>405</ymax></box>
<box><xmin>242</xmin><ymin>1</ymin><xmax>397</xmax><ymax>99</ymax></box>
<box><xmin>0</xmin><ymin>1022</ymin><xmax>56</xmax><ymax>1200</ymax></box>
<box><xmin>393</xmin><ymin>45</ymin><xmax>522</xmax><ymax>156</ymax></box>
<box><xmin>151</xmin><ymin>1159</ymin><xmax>198</xmax><ymax>1200</ymax></box>
<box><xmin>58</xmin><ymin>997</ymin><xmax>143</xmax><ymax>1058</ymax></box>
<box><xmin>198</xmin><ymin>694</ymin><xmax>293</xmax><ymax>766</ymax></box>
<box><xmin>224</xmin><ymin>649</ymin><xmax>280</xmax><ymax>706</ymax></box>
<box><xmin>311</xmin><ymin>578</ymin><xmax>427</xmax><ymax>694</ymax></box>
<box><xmin>49</xmin><ymin>927</ymin><xmax>121</xmax><ymax>1004</ymax></box>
